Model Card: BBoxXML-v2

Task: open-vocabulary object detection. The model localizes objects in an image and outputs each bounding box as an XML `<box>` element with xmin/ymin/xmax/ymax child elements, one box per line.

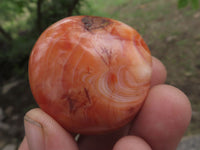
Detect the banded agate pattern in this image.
<box><xmin>28</xmin><ymin>16</ymin><xmax>152</xmax><ymax>134</ymax></box>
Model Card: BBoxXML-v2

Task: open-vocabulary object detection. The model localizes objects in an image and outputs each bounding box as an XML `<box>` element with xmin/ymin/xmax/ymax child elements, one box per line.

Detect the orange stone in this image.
<box><xmin>28</xmin><ymin>16</ymin><xmax>152</xmax><ymax>134</ymax></box>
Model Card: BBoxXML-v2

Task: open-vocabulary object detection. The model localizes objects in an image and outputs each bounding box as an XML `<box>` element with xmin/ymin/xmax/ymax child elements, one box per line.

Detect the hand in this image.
<box><xmin>18</xmin><ymin>57</ymin><xmax>191</xmax><ymax>150</ymax></box>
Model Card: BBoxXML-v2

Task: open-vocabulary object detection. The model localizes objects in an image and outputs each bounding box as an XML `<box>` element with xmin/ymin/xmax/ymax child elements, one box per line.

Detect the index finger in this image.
<box><xmin>151</xmin><ymin>56</ymin><xmax>167</xmax><ymax>87</ymax></box>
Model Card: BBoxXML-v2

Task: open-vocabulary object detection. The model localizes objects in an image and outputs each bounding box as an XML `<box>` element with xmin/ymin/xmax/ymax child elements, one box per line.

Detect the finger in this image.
<box><xmin>113</xmin><ymin>136</ymin><xmax>152</xmax><ymax>150</ymax></box>
<box><xmin>24</xmin><ymin>108</ymin><xmax>78</xmax><ymax>150</ymax></box>
<box><xmin>130</xmin><ymin>84</ymin><xmax>192</xmax><ymax>150</ymax></box>
<box><xmin>18</xmin><ymin>137</ymin><xmax>29</xmax><ymax>150</ymax></box>
<box><xmin>151</xmin><ymin>56</ymin><xmax>167</xmax><ymax>87</ymax></box>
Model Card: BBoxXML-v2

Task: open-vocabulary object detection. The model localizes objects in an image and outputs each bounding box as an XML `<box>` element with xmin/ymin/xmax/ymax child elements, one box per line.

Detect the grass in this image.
<box><xmin>80</xmin><ymin>0</ymin><xmax>200</xmax><ymax>136</ymax></box>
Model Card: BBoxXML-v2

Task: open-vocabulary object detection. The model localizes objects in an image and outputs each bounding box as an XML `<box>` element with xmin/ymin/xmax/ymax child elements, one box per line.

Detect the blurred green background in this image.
<box><xmin>0</xmin><ymin>0</ymin><xmax>200</xmax><ymax>148</ymax></box>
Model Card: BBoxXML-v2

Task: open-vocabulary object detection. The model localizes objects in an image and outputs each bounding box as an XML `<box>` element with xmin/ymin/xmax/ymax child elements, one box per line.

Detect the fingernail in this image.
<box><xmin>24</xmin><ymin>115</ymin><xmax>44</xmax><ymax>150</ymax></box>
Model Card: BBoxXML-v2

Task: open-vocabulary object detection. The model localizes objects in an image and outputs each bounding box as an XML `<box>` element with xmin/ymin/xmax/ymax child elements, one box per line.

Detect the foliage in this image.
<box><xmin>178</xmin><ymin>0</ymin><xmax>199</xmax><ymax>9</ymax></box>
<box><xmin>0</xmin><ymin>0</ymin><xmax>85</xmax><ymax>82</ymax></box>
<box><xmin>0</xmin><ymin>0</ymin><xmax>198</xmax><ymax>82</ymax></box>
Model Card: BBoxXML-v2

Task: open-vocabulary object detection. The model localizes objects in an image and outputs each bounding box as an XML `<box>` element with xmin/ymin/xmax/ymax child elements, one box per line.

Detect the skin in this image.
<box><xmin>18</xmin><ymin>56</ymin><xmax>192</xmax><ymax>150</ymax></box>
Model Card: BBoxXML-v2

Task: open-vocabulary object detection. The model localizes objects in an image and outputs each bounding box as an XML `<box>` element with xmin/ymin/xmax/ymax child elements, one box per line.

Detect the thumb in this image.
<box><xmin>113</xmin><ymin>136</ymin><xmax>152</xmax><ymax>150</ymax></box>
<box><xmin>19</xmin><ymin>108</ymin><xmax>78</xmax><ymax>150</ymax></box>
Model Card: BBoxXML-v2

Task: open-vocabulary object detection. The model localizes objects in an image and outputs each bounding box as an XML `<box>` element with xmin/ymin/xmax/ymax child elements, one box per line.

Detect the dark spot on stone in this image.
<box><xmin>101</xmin><ymin>47</ymin><xmax>112</xmax><ymax>66</ymax></box>
<box><xmin>93</xmin><ymin>47</ymin><xmax>112</xmax><ymax>67</ymax></box>
<box><xmin>61</xmin><ymin>88</ymin><xmax>92</xmax><ymax>114</ymax></box>
<box><xmin>61</xmin><ymin>95</ymin><xmax>77</xmax><ymax>113</ymax></box>
<box><xmin>81</xmin><ymin>16</ymin><xmax>111</xmax><ymax>31</ymax></box>
<box><xmin>84</xmin><ymin>88</ymin><xmax>91</xmax><ymax>104</ymax></box>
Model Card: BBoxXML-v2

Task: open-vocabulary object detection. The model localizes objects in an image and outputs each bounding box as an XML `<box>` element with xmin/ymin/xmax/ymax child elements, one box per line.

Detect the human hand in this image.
<box><xmin>18</xmin><ymin>57</ymin><xmax>191</xmax><ymax>150</ymax></box>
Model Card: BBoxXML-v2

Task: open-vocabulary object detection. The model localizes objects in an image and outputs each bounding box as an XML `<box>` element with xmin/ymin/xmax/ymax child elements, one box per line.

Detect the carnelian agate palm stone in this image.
<box><xmin>29</xmin><ymin>16</ymin><xmax>152</xmax><ymax>134</ymax></box>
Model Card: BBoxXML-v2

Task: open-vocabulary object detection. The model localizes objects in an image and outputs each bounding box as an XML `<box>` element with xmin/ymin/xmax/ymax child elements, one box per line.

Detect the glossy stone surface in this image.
<box><xmin>28</xmin><ymin>16</ymin><xmax>152</xmax><ymax>134</ymax></box>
